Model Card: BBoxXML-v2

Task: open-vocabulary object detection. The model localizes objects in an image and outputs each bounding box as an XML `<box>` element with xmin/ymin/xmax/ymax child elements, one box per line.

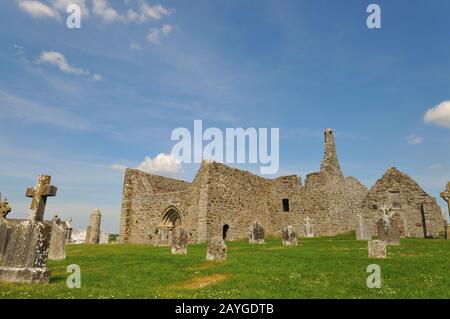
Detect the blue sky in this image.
<box><xmin>0</xmin><ymin>0</ymin><xmax>449</xmax><ymax>232</ymax></box>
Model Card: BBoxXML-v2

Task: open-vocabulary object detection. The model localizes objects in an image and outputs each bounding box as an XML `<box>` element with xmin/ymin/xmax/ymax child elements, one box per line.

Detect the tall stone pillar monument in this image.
<box><xmin>86</xmin><ymin>208</ymin><xmax>101</xmax><ymax>244</ymax></box>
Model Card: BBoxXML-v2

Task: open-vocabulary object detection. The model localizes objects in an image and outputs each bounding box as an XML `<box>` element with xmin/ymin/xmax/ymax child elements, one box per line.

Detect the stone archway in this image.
<box><xmin>156</xmin><ymin>207</ymin><xmax>183</xmax><ymax>246</ymax></box>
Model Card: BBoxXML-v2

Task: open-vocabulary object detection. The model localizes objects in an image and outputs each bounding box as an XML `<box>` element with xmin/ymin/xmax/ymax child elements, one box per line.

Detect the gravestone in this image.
<box><xmin>304</xmin><ymin>216</ymin><xmax>314</xmax><ymax>238</ymax></box>
<box><xmin>206</xmin><ymin>236</ymin><xmax>227</xmax><ymax>262</ymax></box>
<box><xmin>65</xmin><ymin>218</ymin><xmax>73</xmax><ymax>243</ymax></box>
<box><xmin>0</xmin><ymin>222</ymin><xmax>12</xmax><ymax>263</ymax></box>
<box><xmin>86</xmin><ymin>208</ymin><xmax>101</xmax><ymax>244</ymax></box>
<box><xmin>100</xmin><ymin>232</ymin><xmax>109</xmax><ymax>244</ymax></box>
<box><xmin>390</xmin><ymin>212</ymin><xmax>406</xmax><ymax>238</ymax></box>
<box><xmin>171</xmin><ymin>226</ymin><xmax>187</xmax><ymax>254</ymax></box>
<box><xmin>0</xmin><ymin>175</ymin><xmax>57</xmax><ymax>283</ymax></box>
<box><xmin>0</xmin><ymin>193</ymin><xmax>12</xmax><ymax>221</ymax></box>
<box><xmin>441</xmin><ymin>183</ymin><xmax>449</xmax><ymax>239</ymax></box>
<box><xmin>282</xmin><ymin>225</ymin><xmax>297</xmax><ymax>246</ymax></box>
<box><xmin>368</xmin><ymin>240</ymin><xmax>386</xmax><ymax>259</ymax></box>
<box><xmin>48</xmin><ymin>215</ymin><xmax>66</xmax><ymax>260</ymax></box>
<box><xmin>355</xmin><ymin>214</ymin><xmax>372</xmax><ymax>240</ymax></box>
<box><xmin>248</xmin><ymin>221</ymin><xmax>265</xmax><ymax>244</ymax></box>
<box><xmin>0</xmin><ymin>194</ymin><xmax>12</xmax><ymax>263</ymax></box>
<box><xmin>25</xmin><ymin>175</ymin><xmax>57</xmax><ymax>221</ymax></box>
<box><xmin>377</xmin><ymin>214</ymin><xmax>400</xmax><ymax>245</ymax></box>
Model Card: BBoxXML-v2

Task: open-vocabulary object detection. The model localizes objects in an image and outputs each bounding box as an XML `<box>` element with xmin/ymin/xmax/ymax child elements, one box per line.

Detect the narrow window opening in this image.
<box><xmin>282</xmin><ymin>199</ymin><xmax>290</xmax><ymax>212</ymax></box>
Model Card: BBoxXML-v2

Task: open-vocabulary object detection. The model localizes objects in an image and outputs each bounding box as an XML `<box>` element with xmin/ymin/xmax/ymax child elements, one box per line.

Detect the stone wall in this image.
<box><xmin>119</xmin><ymin>129</ymin><xmax>443</xmax><ymax>244</ymax></box>
<box><xmin>360</xmin><ymin>167</ymin><xmax>445</xmax><ymax>238</ymax></box>
<box><xmin>119</xmin><ymin>168</ymin><xmax>190</xmax><ymax>243</ymax></box>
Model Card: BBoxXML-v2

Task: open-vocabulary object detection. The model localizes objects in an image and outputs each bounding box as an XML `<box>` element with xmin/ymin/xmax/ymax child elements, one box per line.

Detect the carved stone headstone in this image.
<box><xmin>377</xmin><ymin>214</ymin><xmax>400</xmax><ymax>245</ymax></box>
<box><xmin>86</xmin><ymin>208</ymin><xmax>101</xmax><ymax>244</ymax></box>
<box><xmin>48</xmin><ymin>215</ymin><xmax>66</xmax><ymax>260</ymax></box>
<box><xmin>100</xmin><ymin>232</ymin><xmax>109</xmax><ymax>244</ymax></box>
<box><xmin>248</xmin><ymin>221</ymin><xmax>265</xmax><ymax>244</ymax></box>
<box><xmin>368</xmin><ymin>240</ymin><xmax>386</xmax><ymax>259</ymax></box>
<box><xmin>171</xmin><ymin>226</ymin><xmax>187</xmax><ymax>254</ymax></box>
<box><xmin>26</xmin><ymin>175</ymin><xmax>57</xmax><ymax>221</ymax></box>
<box><xmin>376</xmin><ymin>203</ymin><xmax>400</xmax><ymax>245</ymax></box>
<box><xmin>304</xmin><ymin>216</ymin><xmax>314</xmax><ymax>238</ymax></box>
<box><xmin>390</xmin><ymin>212</ymin><xmax>406</xmax><ymax>238</ymax></box>
<box><xmin>282</xmin><ymin>225</ymin><xmax>297</xmax><ymax>246</ymax></box>
<box><xmin>0</xmin><ymin>222</ymin><xmax>12</xmax><ymax>263</ymax></box>
<box><xmin>206</xmin><ymin>236</ymin><xmax>227</xmax><ymax>262</ymax></box>
<box><xmin>355</xmin><ymin>214</ymin><xmax>372</xmax><ymax>241</ymax></box>
<box><xmin>0</xmin><ymin>194</ymin><xmax>12</xmax><ymax>263</ymax></box>
<box><xmin>0</xmin><ymin>175</ymin><xmax>57</xmax><ymax>283</ymax></box>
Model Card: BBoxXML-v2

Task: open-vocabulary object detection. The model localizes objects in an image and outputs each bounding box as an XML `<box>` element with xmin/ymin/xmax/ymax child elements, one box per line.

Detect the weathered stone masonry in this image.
<box><xmin>119</xmin><ymin>129</ymin><xmax>446</xmax><ymax>244</ymax></box>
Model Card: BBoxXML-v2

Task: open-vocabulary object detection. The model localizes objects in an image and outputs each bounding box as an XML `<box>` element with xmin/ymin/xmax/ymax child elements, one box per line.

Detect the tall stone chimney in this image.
<box><xmin>320</xmin><ymin>128</ymin><xmax>344</xmax><ymax>179</ymax></box>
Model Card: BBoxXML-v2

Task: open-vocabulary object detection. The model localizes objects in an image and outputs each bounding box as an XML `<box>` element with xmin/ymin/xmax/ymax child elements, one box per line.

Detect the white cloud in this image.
<box><xmin>51</xmin><ymin>0</ymin><xmax>89</xmax><ymax>17</ymax></box>
<box><xmin>110</xmin><ymin>163</ymin><xmax>127</xmax><ymax>171</ymax></box>
<box><xmin>147</xmin><ymin>24</ymin><xmax>173</xmax><ymax>44</ymax></box>
<box><xmin>407</xmin><ymin>134</ymin><xmax>423</xmax><ymax>145</ymax></box>
<box><xmin>38</xmin><ymin>51</ymin><xmax>86</xmax><ymax>75</ymax></box>
<box><xmin>93</xmin><ymin>0</ymin><xmax>172</xmax><ymax>23</ymax></box>
<box><xmin>14</xmin><ymin>44</ymin><xmax>30</xmax><ymax>64</ymax></box>
<box><xmin>137</xmin><ymin>153</ymin><xmax>182</xmax><ymax>174</ymax></box>
<box><xmin>92</xmin><ymin>73</ymin><xmax>103</xmax><ymax>81</ymax></box>
<box><xmin>428</xmin><ymin>164</ymin><xmax>442</xmax><ymax>171</ymax></box>
<box><xmin>37</xmin><ymin>50</ymin><xmax>102</xmax><ymax>81</ymax></box>
<box><xmin>92</xmin><ymin>0</ymin><xmax>123</xmax><ymax>22</ymax></box>
<box><xmin>424</xmin><ymin>101</ymin><xmax>450</xmax><ymax>128</ymax></box>
<box><xmin>130</xmin><ymin>42</ymin><xmax>141</xmax><ymax>50</ymax></box>
<box><xmin>17</xmin><ymin>0</ymin><xmax>90</xmax><ymax>19</ymax></box>
<box><xmin>161</xmin><ymin>24</ymin><xmax>173</xmax><ymax>34</ymax></box>
<box><xmin>139</xmin><ymin>2</ymin><xmax>171</xmax><ymax>21</ymax></box>
<box><xmin>147</xmin><ymin>28</ymin><xmax>161</xmax><ymax>44</ymax></box>
<box><xmin>18</xmin><ymin>0</ymin><xmax>59</xmax><ymax>19</ymax></box>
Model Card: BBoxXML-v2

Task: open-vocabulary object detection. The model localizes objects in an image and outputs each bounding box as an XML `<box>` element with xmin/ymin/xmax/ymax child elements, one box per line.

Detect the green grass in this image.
<box><xmin>1</xmin><ymin>234</ymin><xmax>450</xmax><ymax>299</ymax></box>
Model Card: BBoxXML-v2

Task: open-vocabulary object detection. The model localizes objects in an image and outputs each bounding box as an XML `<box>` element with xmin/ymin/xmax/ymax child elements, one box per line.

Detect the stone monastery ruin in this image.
<box><xmin>119</xmin><ymin>129</ymin><xmax>446</xmax><ymax>245</ymax></box>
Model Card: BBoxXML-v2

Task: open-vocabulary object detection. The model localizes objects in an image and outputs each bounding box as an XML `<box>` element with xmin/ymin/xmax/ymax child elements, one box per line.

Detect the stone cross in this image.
<box><xmin>441</xmin><ymin>182</ymin><xmax>450</xmax><ymax>214</ymax></box>
<box><xmin>0</xmin><ymin>193</ymin><xmax>12</xmax><ymax>220</ymax></box>
<box><xmin>26</xmin><ymin>175</ymin><xmax>57</xmax><ymax>221</ymax></box>
<box><xmin>379</xmin><ymin>202</ymin><xmax>393</xmax><ymax>231</ymax></box>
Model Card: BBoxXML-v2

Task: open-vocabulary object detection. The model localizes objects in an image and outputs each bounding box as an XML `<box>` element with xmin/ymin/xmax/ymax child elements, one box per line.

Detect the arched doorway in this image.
<box><xmin>156</xmin><ymin>207</ymin><xmax>182</xmax><ymax>246</ymax></box>
<box><xmin>222</xmin><ymin>224</ymin><xmax>229</xmax><ymax>240</ymax></box>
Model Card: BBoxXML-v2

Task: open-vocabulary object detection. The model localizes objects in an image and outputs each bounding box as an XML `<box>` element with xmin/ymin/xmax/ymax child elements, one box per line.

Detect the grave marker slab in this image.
<box><xmin>171</xmin><ymin>227</ymin><xmax>187</xmax><ymax>254</ymax></box>
<box><xmin>282</xmin><ymin>225</ymin><xmax>297</xmax><ymax>246</ymax></box>
<box><xmin>249</xmin><ymin>221</ymin><xmax>265</xmax><ymax>244</ymax></box>
<box><xmin>206</xmin><ymin>236</ymin><xmax>227</xmax><ymax>262</ymax></box>
<box><xmin>0</xmin><ymin>175</ymin><xmax>56</xmax><ymax>284</ymax></box>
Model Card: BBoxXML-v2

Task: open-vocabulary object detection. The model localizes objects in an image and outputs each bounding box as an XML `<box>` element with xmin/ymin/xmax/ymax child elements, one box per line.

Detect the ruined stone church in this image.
<box><xmin>119</xmin><ymin>129</ymin><xmax>445</xmax><ymax>245</ymax></box>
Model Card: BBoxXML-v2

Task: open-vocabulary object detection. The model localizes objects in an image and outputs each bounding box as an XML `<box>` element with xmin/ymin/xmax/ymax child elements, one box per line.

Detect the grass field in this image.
<box><xmin>1</xmin><ymin>234</ymin><xmax>450</xmax><ymax>299</ymax></box>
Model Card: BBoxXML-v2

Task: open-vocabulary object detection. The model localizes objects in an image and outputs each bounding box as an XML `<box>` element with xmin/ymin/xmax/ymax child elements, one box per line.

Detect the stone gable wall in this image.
<box><xmin>360</xmin><ymin>167</ymin><xmax>445</xmax><ymax>238</ymax></box>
